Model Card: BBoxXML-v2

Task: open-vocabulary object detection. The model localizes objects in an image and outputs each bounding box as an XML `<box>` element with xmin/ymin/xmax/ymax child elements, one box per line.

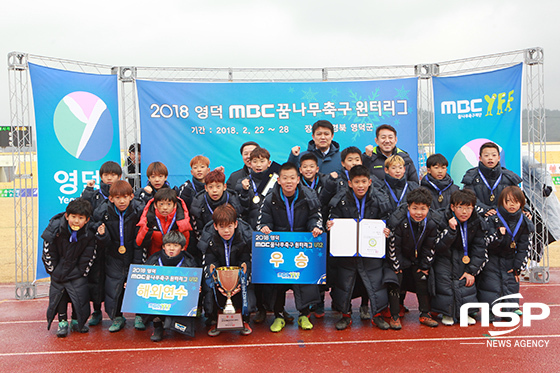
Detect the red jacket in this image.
<box><xmin>136</xmin><ymin>198</ymin><xmax>192</xmax><ymax>257</ymax></box>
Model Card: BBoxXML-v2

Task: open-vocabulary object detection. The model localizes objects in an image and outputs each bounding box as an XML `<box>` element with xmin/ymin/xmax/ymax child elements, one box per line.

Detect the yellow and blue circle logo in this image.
<box><xmin>53</xmin><ymin>91</ymin><xmax>113</xmax><ymax>161</ymax></box>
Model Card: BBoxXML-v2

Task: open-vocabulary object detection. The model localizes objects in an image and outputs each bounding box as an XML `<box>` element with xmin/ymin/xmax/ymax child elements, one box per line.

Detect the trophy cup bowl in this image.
<box><xmin>216</xmin><ymin>266</ymin><xmax>240</xmax><ymax>314</ymax></box>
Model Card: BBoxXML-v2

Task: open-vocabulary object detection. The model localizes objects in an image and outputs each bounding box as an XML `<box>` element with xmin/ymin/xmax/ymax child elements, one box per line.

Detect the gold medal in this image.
<box><xmin>118</xmin><ymin>246</ymin><xmax>126</xmax><ymax>254</ymax></box>
<box><xmin>253</xmin><ymin>195</ymin><xmax>261</xmax><ymax>204</ymax></box>
<box><xmin>438</xmin><ymin>195</ymin><xmax>444</xmax><ymax>203</ymax></box>
<box><xmin>510</xmin><ymin>241</ymin><xmax>516</xmax><ymax>249</ymax></box>
<box><xmin>462</xmin><ymin>255</ymin><xmax>470</xmax><ymax>264</ymax></box>
<box><xmin>71</xmin><ymin>225</ymin><xmax>80</xmax><ymax>231</ymax></box>
<box><xmin>490</xmin><ymin>194</ymin><xmax>495</xmax><ymax>202</ymax></box>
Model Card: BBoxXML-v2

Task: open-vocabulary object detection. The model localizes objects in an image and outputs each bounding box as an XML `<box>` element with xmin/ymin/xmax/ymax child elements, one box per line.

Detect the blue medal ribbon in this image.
<box><xmin>222</xmin><ymin>237</ymin><xmax>233</xmax><ymax>267</ymax></box>
<box><xmin>456</xmin><ymin>217</ymin><xmax>469</xmax><ymax>258</ymax></box>
<box><xmin>302</xmin><ymin>176</ymin><xmax>317</xmax><ymax>190</ymax></box>
<box><xmin>158</xmin><ymin>257</ymin><xmax>185</xmax><ymax>267</ymax></box>
<box><xmin>68</xmin><ymin>226</ymin><xmax>78</xmax><ymax>243</ymax></box>
<box><xmin>281</xmin><ymin>188</ymin><xmax>299</xmax><ymax>232</ymax></box>
<box><xmin>155</xmin><ymin>213</ymin><xmax>177</xmax><ymax>236</ymax></box>
<box><xmin>115</xmin><ymin>207</ymin><xmax>126</xmax><ymax>247</ymax></box>
<box><xmin>191</xmin><ymin>179</ymin><xmax>198</xmax><ymax>194</ymax></box>
<box><xmin>478</xmin><ymin>171</ymin><xmax>502</xmax><ymax>200</ymax></box>
<box><xmin>204</xmin><ymin>193</ymin><xmax>229</xmax><ymax>215</ymax></box>
<box><xmin>249</xmin><ymin>175</ymin><xmax>259</xmax><ymax>199</ymax></box>
<box><xmin>406</xmin><ymin>211</ymin><xmax>427</xmax><ymax>252</ymax></box>
<box><xmin>385</xmin><ymin>180</ymin><xmax>408</xmax><ymax>207</ymax></box>
<box><xmin>426</xmin><ymin>178</ymin><xmax>453</xmax><ymax>201</ymax></box>
<box><xmin>496</xmin><ymin>211</ymin><xmax>523</xmax><ymax>245</ymax></box>
<box><xmin>98</xmin><ymin>188</ymin><xmax>108</xmax><ymax>200</ymax></box>
<box><xmin>353</xmin><ymin>192</ymin><xmax>366</xmax><ymax>221</ymax></box>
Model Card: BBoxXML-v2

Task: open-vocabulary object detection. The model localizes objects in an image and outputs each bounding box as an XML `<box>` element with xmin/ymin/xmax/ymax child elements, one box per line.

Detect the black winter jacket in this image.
<box><xmin>420</xmin><ymin>174</ymin><xmax>459</xmax><ymax>210</ymax></box>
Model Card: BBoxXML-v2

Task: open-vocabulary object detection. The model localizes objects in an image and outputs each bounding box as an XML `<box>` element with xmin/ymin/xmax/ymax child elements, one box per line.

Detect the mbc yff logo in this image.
<box><xmin>460</xmin><ymin>293</ymin><xmax>550</xmax><ymax>337</ymax></box>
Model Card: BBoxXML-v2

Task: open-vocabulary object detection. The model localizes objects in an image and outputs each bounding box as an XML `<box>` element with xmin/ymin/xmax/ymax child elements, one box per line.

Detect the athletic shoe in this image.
<box><xmin>270</xmin><ymin>317</ymin><xmax>286</xmax><ymax>332</ymax></box>
<box><xmin>282</xmin><ymin>308</ymin><xmax>295</xmax><ymax>323</ymax></box>
<box><xmin>442</xmin><ymin>315</ymin><xmax>454</xmax><ymax>326</ymax></box>
<box><xmin>514</xmin><ymin>309</ymin><xmax>523</xmax><ymax>316</ymax></box>
<box><xmin>88</xmin><ymin>310</ymin><xmax>103</xmax><ymax>326</ymax></box>
<box><xmin>389</xmin><ymin>316</ymin><xmax>402</xmax><ymax>330</ymax></box>
<box><xmin>419</xmin><ymin>313</ymin><xmax>438</xmax><ymax>327</ymax></box>
<box><xmin>240</xmin><ymin>322</ymin><xmax>253</xmax><ymax>335</ymax></box>
<box><xmin>298</xmin><ymin>315</ymin><xmax>313</xmax><ymax>330</ymax></box>
<box><xmin>71</xmin><ymin>319</ymin><xmax>89</xmax><ymax>333</ymax></box>
<box><xmin>313</xmin><ymin>304</ymin><xmax>325</xmax><ymax>319</ymax></box>
<box><xmin>360</xmin><ymin>305</ymin><xmax>371</xmax><ymax>320</ymax></box>
<box><xmin>372</xmin><ymin>316</ymin><xmax>390</xmax><ymax>330</ymax></box>
<box><xmin>207</xmin><ymin>325</ymin><xmax>221</xmax><ymax>337</ymax></box>
<box><xmin>253</xmin><ymin>309</ymin><xmax>267</xmax><ymax>324</ymax></box>
<box><xmin>56</xmin><ymin>320</ymin><xmax>69</xmax><ymax>338</ymax></box>
<box><xmin>134</xmin><ymin>315</ymin><xmax>146</xmax><ymax>330</ymax></box>
<box><xmin>151</xmin><ymin>325</ymin><xmax>164</xmax><ymax>342</ymax></box>
<box><xmin>335</xmin><ymin>314</ymin><xmax>352</xmax><ymax>330</ymax></box>
<box><xmin>467</xmin><ymin>316</ymin><xmax>476</xmax><ymax>325</ymax></box>
<box><xmin>109</xmin><ymin>316</ymin><xmax>126</xmax><ymax>332</ymax></box>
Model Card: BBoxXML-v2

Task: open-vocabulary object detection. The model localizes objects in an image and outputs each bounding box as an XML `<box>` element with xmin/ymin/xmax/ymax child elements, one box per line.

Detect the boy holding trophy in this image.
<box><xmin>199</xmin><ymin>204</ymin><xmax>254</xmax><ymax>336</ymax></box>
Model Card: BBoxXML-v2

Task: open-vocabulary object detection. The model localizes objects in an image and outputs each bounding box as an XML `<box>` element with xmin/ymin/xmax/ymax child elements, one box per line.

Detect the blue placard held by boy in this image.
<box><xmin>252</xmin><ymin>231</ymin><xmax>327</xmax><ymax>285</ymax></box>
<box><xmin>122</xmin><ymin>264</ymin><xmax>202</xmax><ymax>317</ymax></box>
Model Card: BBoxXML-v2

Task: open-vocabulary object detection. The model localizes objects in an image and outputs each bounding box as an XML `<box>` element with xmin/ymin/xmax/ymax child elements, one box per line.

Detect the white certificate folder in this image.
<box><xmin>329</xmin><ymin>218</ymin><xmax>386</xmax><ymax>258</ymax></box>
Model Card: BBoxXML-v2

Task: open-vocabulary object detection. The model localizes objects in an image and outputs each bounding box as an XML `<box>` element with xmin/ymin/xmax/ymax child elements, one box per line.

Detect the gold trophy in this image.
<box><xmin>215</xmin><ymin>266</ymin><xmax>244</xmax><ymax>330</ymax></box>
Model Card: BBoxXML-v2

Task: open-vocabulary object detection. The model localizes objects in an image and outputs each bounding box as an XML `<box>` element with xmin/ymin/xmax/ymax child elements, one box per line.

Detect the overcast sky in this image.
<box><xmin>1</xmin><ymin>0</ymin><xmax>558</xmax><ymax>125</ymax></box>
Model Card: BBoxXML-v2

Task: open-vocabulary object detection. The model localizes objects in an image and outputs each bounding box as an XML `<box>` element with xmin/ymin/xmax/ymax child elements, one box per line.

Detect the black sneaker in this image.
<box><xmin>71</xmin><ymin>319</ymin><xmax>89</xmax><ymax>333</ymax></box>
<box><xmin>282</xmin><ymin>308</ymin><xmax>295</xmax><ymax>323</ymax></box>
<box><xmin>56</xmin><ymin>320</ymin><xmax>69</xmax><ymax>338</ymax></box>
<box><xmin>335</xmin><ymin>315</ymin><xmax>352</xmax><ymax>330</ymax></box>
<box><xmin>151</xmin><ymin>325</ymin><xmax>164</xmax><ymax>342</ymax></box>
<box><xmin>372</xmin><ymin>316</ymin><xmax>390</xmax><ymax>330</ymax></box>
<box><xmin>253</xmin><ymin>309</ymin><xmax>267</xmax><ymax>324</ymax></box>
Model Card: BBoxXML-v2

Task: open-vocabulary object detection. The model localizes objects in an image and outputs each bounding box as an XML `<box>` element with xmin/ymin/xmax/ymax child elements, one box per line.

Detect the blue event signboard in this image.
<box><xmin>29</xmin><ymin>63</ymin><xmax>120</xmax><ymax>279</ymax></box>
<box><xmin>122</xmin><ymin>265</ymin><xmax>202</xmax><ymax>317</ymax></box>
<box><xmin>137</xmin><ymin>78</ymin><xmax>419</xmax><ymax>188</ymax></box>
<box><xmin>252</xmin><ymin>231</ymin><xmax>326</xmax><ymax>285</ymax></box>
<box><xmin>433</xmin><ymin>63</ymin><xmax>523</xmax><ymax>184</ymax></box>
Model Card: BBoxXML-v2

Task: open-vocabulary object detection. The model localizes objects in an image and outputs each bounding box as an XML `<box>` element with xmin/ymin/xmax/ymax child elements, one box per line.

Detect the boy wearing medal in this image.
<box><xmin>461</xmin><ymin>142</ymin><xmax>522</xmax><ymax>216</ymax></box>
<box><xmin>377</xmin><ymin>155</ymin><xmax>419</xmax><ymax>220</ymax></box>
<box><xmin>327</xmin><ymin>165</ymin><xmax>397</xmax><ymax>330</ymax></box>
<box><xmin>94</xmin><ymin>181</ymin><xmax>145</xmax><ymax>332</ymax></box>
<box><xmin>431</xmin><ymin>189</ymin><xmax>488</xmax><ymax>326</ymax></box>
<box><xmin>257</xmin><ymin>162</ymin><xmax>324</xmax><ymax>332</ymax></box>
<box><xmin>42</xmin><ymin>198</ymin><xmax>96</xmax><ymax>338</ymax></box>
<box><xmin>177</xmin><ymin>155</ymin><xmax>211</xmax><ymax>210</ymax></box>
<box><xmin>386</xmin><ymin>188</ymin><xmax>441</xmax><ymax>328</ymax></box>
<box><xmin>421</xmin><ymin>154</ymin><xmax>459</xmax><ymax>210</ymax></box>
<box><xmin>81</xmin><ymin>160</ymin><xmax>122</xmax><ymax>326</ymax></box>
<box><xmin>199</xmin><ymin>204</ymin><xmax>254</xmax><ymax>336</ymax></box>
<box><xmin>190</xmin><ymin>169</ymin><xmax>243</xmax><ymax>239</ymax></box>
<box><xmin>144</xmin><ymin>231</ymin><xmax>199</xmax><ymax>342</ymax></box>
<box><xmin>478</xmin><ymin>186</ymin><xmax>533</xmax><ymax>319</ymax></box>
<box><xmin>136</xmin><ymin>188</ymin><xmax>192</xmax><ymax>259</ymax></box>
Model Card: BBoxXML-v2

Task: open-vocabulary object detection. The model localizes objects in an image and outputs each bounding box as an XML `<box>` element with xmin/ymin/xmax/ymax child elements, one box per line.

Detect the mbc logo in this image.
<box><xmin>459</xmin><ymin>293</ymin><xmax>550</xmax><ymax>337</ymax></box>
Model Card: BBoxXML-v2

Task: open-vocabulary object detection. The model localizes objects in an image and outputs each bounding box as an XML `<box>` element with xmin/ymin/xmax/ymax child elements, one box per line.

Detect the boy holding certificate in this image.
<box><xmin>327</xmin><ymin>165</ymin><xmax>396</xmax><ymax>330</ymax></box>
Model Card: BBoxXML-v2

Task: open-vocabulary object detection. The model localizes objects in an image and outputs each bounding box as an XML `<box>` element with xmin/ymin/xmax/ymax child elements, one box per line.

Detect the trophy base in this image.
<box><xmin>217</xmin><ymin>313</ymin><xmax>244</xmax><ymax>331</ymax></box>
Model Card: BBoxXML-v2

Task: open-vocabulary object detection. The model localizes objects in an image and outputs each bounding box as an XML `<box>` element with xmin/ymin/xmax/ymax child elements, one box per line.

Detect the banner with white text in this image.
<box><xmin>137</xmin><ymin>79</ymin><xmax>419</xmax><ymax>187</ymax></box>
<box><xmin>433</xmin><ymin>63</ymin><xmax>523</xmax><ymax>184</ymax></box>
<box><xmin>29</xmin><ymin>63</ymin><xmax>119</xmax><ymax>279</ymax></box>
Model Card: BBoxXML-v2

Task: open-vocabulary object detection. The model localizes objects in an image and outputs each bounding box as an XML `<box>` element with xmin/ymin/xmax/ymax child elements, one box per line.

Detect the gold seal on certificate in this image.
<box><xmin>462</xmin><ymin>255</ymin><xmax>470</xmax><ymax>264</ymax></box>
<box><xmin>118</xmin><ymin>246</ymin><xmax>126</xmax><ymax>254</ymax></box>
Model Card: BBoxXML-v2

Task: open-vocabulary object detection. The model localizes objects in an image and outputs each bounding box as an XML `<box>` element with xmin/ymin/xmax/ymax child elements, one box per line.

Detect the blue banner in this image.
<box><xmin>252</xmin><ymin>231</ymin><xmax>326</xmax><ymax>285</ymax></box>
<box><xmin>433</xmin><ymin>64</ymin><xmax>523</xmax><ymax>183</ymax></box>
<box><xmin>121</xmin><ymin>265</ymin><xmax>202</xmax><ymax>317</ymax></box>
<box><xmin>29</xmin><ymin>63</ymin><xmax>119</xmax><ymax>279</ymax></box>
<box><xmin>137</xmin><ymin>79</ymin><xmax>418</xmax><ymax>187</ymax></box>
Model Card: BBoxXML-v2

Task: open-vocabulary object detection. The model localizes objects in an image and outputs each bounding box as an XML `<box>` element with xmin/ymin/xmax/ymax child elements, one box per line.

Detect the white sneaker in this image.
<box><xmin>442</xmin><ymin>315</ymin><xmax>454</xmax><ymax>326</ymax></box>
<box><xmin>467</xmin><ymin>316</ymin><xmax>476</xmax><ymax>325</ymax></box>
